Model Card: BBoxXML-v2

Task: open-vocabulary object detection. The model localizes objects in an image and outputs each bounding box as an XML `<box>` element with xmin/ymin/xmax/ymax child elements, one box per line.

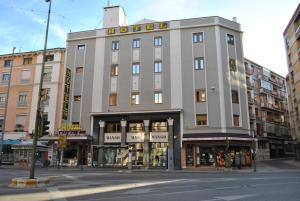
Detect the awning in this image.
<box><xmin>3</xmin><ymin>139</ymin><xmax>21</xmax><ymax>145</ymax></box>
<box><xmin>39</xmin><ymin>135</ymin><xmax>92</xmax><ymax>141</ymax></box>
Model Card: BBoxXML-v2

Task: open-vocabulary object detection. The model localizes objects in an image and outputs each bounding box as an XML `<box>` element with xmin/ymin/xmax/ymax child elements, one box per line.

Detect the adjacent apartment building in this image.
<box><xmin>0</xmin><ymin>48</ymin><xmax>65</xmax><ymax>164</ymax></box>
<box><xmin>63</xmin><ymin>5</ymin><xmax>252</xmax><ymax>169</ymax></box>
<box><xmin>245</xmin><ymin>59</ymin><xmax>293</xmax><ymax>160</ymax></box>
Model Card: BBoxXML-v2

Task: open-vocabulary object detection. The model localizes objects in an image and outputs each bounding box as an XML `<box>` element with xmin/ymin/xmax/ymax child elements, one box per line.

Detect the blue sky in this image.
<box><xmin>0</xmin><ymin>0</ymin><xmax>298</xmax><ymax>76</ymax></box>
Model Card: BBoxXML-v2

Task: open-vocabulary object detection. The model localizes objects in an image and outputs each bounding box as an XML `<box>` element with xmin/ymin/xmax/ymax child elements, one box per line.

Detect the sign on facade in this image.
<box><xmin>150</xmin><ymin>132</ymin><xmax>168</xmax><ymax>142</ymax></box>
<box><xmin>107</xmin><ymin>22</ymin><xmax>168</xmax><ymax>35</ymax></box>
<box><xmin>62</xmin><ymin>68</ymin><xmax>71</xmax><ymax>120</ymax></box>
<box><xmin>126</xmin><ymin>132</ymin><xmax>144</xmax><ymax>143</ymax></box>
<box><xmin>104</xmin><ymin>133</ymin><xmax>122</xmax><ymax>143</ymax></box>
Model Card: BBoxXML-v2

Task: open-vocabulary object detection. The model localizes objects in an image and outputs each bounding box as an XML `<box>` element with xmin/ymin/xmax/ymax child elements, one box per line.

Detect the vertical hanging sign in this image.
<box><xmin>62</xmin><ymin>68</ymin><xmax>71</xmax><ymax>120</ymax></box>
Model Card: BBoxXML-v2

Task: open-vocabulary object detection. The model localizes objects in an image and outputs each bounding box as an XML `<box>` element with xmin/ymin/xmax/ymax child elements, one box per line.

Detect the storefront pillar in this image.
<box><xmin>143</xmin><ymin>120</ymin><xmax>150</xmax><ymax>170</ymax></box>
<box><xmin>121</xmin><ymin>119</ymin><xmax>127</xmax><ymax>147</ymax></box>
<box><xmin>98</xmin><ymin>120</ymin><xmax>105</xmax><ymax>167</ymax></box>
<box><xmin>167</xmin><ymin>118</ymin><xmax>174</xmax><ymax>170</ymax></box>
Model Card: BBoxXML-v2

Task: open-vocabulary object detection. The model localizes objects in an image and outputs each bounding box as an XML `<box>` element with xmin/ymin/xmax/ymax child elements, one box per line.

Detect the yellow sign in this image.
<box><xmin>107</xmin><ymin>28</ymin><xmax>116</xmax><ymax>35</ymax></box>
<box><xmin>133</xmin><ymin>25</ymin><xmax>141</xmax><ymax>32</ymax></box>
<box><xmin>146</xmin><ymin>23</ymin><xmax>154</xmax><ymax>30</ymax></box>
<box><xmin>107</xmin><ymin>22</ymin><xmax>168</xmax><ymax>35</ymax></box>
<box><xmin>159</xmin><ymin>22</ymin><xmax>168</xmax><ymax>29</ymax></box>
<box><xmin>120</xmin><ymin>27</ymin><xmax>128</xmax><ymax>33</ymax></box>
<box><xmin>62</xmin><ymin>68</ymin><xmax>71</xmax><ymax>120</ymax></box>
<box><xmin>60</xmin><ymin>123</ymin><xmax>82</xmax><ymax>131</ymax></box>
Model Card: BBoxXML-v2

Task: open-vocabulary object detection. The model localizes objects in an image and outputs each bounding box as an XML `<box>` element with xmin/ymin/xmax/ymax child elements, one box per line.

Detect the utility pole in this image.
<box><xmin>0</xmin><ymin>47</ymin><xmax>16</xmax><ymax>167</ymax></box>
<box><xmin>29</xmin><ymin>0</ymin><xmax>52</xmax><ymax>179</ymax></box>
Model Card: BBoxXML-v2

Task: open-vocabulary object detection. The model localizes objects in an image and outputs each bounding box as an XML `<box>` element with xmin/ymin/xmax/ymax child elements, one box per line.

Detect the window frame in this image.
<box><xmin>23</xmin><ymin>57</ymin><xmax>32</xmax><ymax>65</ymax></box>
<box><xmin>196</xmin><ymin>89</ymin><xmax>206</xmax><ymax>102</ymax></box>
<box><xmin>232</xmin><ymin>90</ymin><xmax>239</xmax><ymax>104</ymax></box>
<box><xmin>110</xmin><ymin>64</ymin><xmax>119</xmax><ymax>76</ymax></box>
<box><xmin>4</xmin><ymin>60</ymin><xmax>12</xmax><ymax>67</ymax></box>
<box><xmin>229</xmin><ymin>58</ymin><xmax>237</xmax><ymax>71</ymax></box>
<box><xmin>109</xmin><ymin>94</ymin><xmax>117</xmax><ymax>106</ymax></box>
<box><xmin>112</xmin><ymin>41</ymin><xmax>119</xmax><ymax>50</ymax></box>
<box><xmin>154</xmin><ymin>61</ymin><xmax>162</xmax><ymax>73</ymax></box>
<box><xmin>77</xmin><ymin>44</ymin><xmax>86</xmax><ymax>50</ymax></box>
<box><xmin>233</xmin><ymin>115</ymin><xmax>240</xmax><ymax>127</ymax></box>
<box><xmin>45</xmin><ymin>55</ymin><xmax>54</xmax><ymax>62</ymax></box>
<box><xmin>154</xmin><ymin>36</ymin><xmax>162</xmax><ymax>46</ymax></box>
<box><xmin>154</xmin><ymin>91</ymin><xmax>163</xmax><ymax>104</ymax></box>
<box><xmin>18</xmin><ymin>92</ymin><xmax>28</xmax><ymax>106</ymax></box>
<box><xmin>132</xmin><ymin>63</ymin><xmax>140</xmax><ymax>75</ymax></box>
<box><xmin>227</xmin><ymin>34</ymin><xmax>235</xmax><ymax>45</ymax></box>
<box><xmin>194</xmin><ymin>57</ymin><xmax>205</xmax><ymax>70</ymax></box>
<box><xmin>131</xmin><ymin>92</ymin><xmax>140</xmax><ymax>105</ymax></box>
<box><xmin>132</xmin><ymin>39</ymin><xmax>140</xmax><ymax>48</ymax></box>
<box><xmin>196</xmin><ymin>114</ymin><xmax>207</xmax><ymax>126</ymax></box>
<box><xmin>193</xmin><ymin>32</ymin><xmax>203</xmax><ymax>43</ymax></box>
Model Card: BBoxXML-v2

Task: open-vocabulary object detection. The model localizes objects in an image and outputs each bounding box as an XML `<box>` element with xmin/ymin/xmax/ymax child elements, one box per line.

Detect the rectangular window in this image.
<box><xmin>111</xmin><ymin>64</ymin><xmax>119</xmax><ymax>76</ymax></box>
<box><xmin>196</xmin><ymin>89</ymin><xmax>206</xmax><ymax>102</ymax></box>
<box><xmin>74</xmin><ymin>95</ymin><xmax>81</xmax><ymax>101</ymax></box>
<box><xmin>233</xmin><ymin>115</ymin><xmax>240</xmax><ymax>126</ymax></box>
<box><xmin>21</xmin><ymin>70</ymin><xmax>31</xmax><ymax>83</ymax></box>
<box><xmin>154</xmin><ymin>37</ymin><xmax>162</xmax><ymax>46</ymax></box>
<box><xmin>131</xmin><ymin>92</ymin><xmax>140</xmax><ymax>105</ymax></box>
<box><xmin>151</xmin><ymin>122</ymin><xmax>168</xmax><ymax>132</ymax></box>
<box><xmin>43</xmin><ymin>67</ymin><xmax>52</xmax><ymax>82</ymax></box>
<box><xmin>193</xmin><ymin>32</ymin><xmax>203</xmax><ymax>43</ymax></box>
<box><xmin>129</xmin><ymin>123</ymin><xmax>144</xmax><ymax>132</ymax></box>
<box><xmin>112</xmin><ymin>41</ymin><xmax>119</xmax><ymax>50</ymax></box>
<box><xmin>2</xmin><ymin>73</ymin><xmax>10</xmax><ymax>82</ymax></box>
<box><xmin>77</xmin><ymin>44</ymin><xmax>85</xmax><ymax>50</ymax></box>
<box><xmin>227</xmin><ymin>34</ymin><xmax>235</xmax><ymax>45</ymax></box>
<box><xmin>23</xmin><ymin>57</ymin><xmax>32</xmax><ymax>65</ymax></box>
<box><xmin>76</xmin><ymin>67</ymin><xmax>84</xmax><ymax>74</ymax></box>
<box><xmin>154</xmin><ymin>61</ymin><xmax>162</xmax><ymax>73</ymax></box>
<box><xmin>229</xmin><ymin>58</ymin><xmax>237</xmax><ymax>71</ymax></box>
<box><xmin>45</xmin><ymin>55</ymin><xmax>54</xmax><ymax>62</ymax></box>
<box><xmin>132</xmin><ymin>39</ymin><xmax>140</xmax><ymax>48</ymax></box>
<box><xmin>232</xmin><ymin>90</ymin><xmax>239</xmax><ymax>104</ymax></box>
<box><xmin>0</xmin><ymin>93</ymin><xmax>7</xmax><ymax>106</ymax></box>
<box><xmin>4</xmin><ymin>60</ymin><xmax>12</xmax><ymax>67</ymax></box>
<box><xmin>154</xmin><ymin>91</ymin><xmax>163</xmax><ymax>103</ymax></box>
<box><xmin>15</xmin><ymin>115</ymin><xmax>25</xmax><ymax>131</ymax></box>
<box><xmin>109</xmin><ymin>94</ymin><xmax>117</xmax><ymax>106</ymax></box>
<box><xmin>194</xmin><ymin>57</ymin><xmax>204</xmax><ymax>70</ymax></box>
<box><xmin>18</xmin><ymin>92</ymin><xmax>28</xmax><ymax>106</ymax></box>
<box><xmin>196</xmin><ymin>114</ymin><xmax>207</xmax><ymax>125</ymax></box>
<box><xmin>132</xmin><ymin>63</ymin><xmax>140</xmax><ymax>75</ymax></box>
<box><xmin>106</xmin><ymin>123</ymin><xmax>121</xmax><ymax>133</ymax></box>
<box><xmin>41</xmin><ymin>88</ymin><xmax>50</xmax><ymax>106</ymax></box>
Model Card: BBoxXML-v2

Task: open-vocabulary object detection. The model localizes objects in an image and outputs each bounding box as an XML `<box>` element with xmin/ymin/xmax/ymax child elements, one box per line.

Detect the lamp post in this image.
<box><xmin>29</xmin><ymin>0</ymin><xmax>52</xmax><ymax>179</ymax></box>
<box><xmin>251</xmin><ymin>129</ymin><xmax>257</xmax><ymax>172</ymax></box>
<box><xmin>0</xmin><ymin>47</ymin><xmax>16</xmax><ymax>167</ymax></box>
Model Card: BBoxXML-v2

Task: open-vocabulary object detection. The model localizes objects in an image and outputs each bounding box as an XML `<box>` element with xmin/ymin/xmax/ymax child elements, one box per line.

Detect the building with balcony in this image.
<box><xmin>244</xmin><ymin>59</ymin><xmax>293</xmax><ymax>159</ymax></box>
<box><xmin>284</xmin><ymin>4</ymin><xmax>300</xmax><ymax>151</ymax></box>
<box><xmin>63</xmin><ymin>5</ymin><xmax>252</xmax><ymax>169</ymax></box>
<box><xmin>0</xmin><ymin>48</ymin><xmax>65</xmax><ymax>164</ymax></box>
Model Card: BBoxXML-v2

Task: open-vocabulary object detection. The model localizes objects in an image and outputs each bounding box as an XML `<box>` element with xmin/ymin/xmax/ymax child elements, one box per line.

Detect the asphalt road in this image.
<box><xmin>0</xmin><ymin>160</ymin><xmax>300</xmax><ymax>201</ymax></box>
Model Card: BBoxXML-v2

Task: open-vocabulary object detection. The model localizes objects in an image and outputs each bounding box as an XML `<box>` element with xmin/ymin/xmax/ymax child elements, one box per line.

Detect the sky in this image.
<box><xmin>0</xmin><ymin>0</ymin><xmax>299</xmax><ymax>77</ymax></box>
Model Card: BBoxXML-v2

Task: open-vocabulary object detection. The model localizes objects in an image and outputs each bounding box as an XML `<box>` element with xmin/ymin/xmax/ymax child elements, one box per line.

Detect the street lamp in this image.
<box><xmin>29</xmin><ymin>0</ymin><xmax>52</xmax><ymax>179</ymax></box>
<box><xmin>251</xmin><ymin>129</ymin><xmax>257</xmax><ymax>172</ymax></box>
<box><xmin>0</xmin><ymin>47</ymin><xmax>16</xmax><ymax>167</ymax></box>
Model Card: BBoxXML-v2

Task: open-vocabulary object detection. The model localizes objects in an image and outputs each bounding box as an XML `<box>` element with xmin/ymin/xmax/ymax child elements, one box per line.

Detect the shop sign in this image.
<box><xmin>107</xmin><ymin>22</ymin><xmax>168</xmax><ymax>35</ymax></box>
<box><xmin>62</xmin><ymin>68</ymin><xmax>71</xmax><ymax>120</ymax></box>
<box><xmin>150</xmin><ymin>132</ymin><xmax>168</xmax><ymax>142</ymax></box>
<box><xmin>126</xmin><ymin>132</ymin><xmax>144</xmax><ymax>143</ymax></box>
<box><xmin>104</xmin><ymin>133</ymin><xmax>121</xmax><ymax>143</ymax></box>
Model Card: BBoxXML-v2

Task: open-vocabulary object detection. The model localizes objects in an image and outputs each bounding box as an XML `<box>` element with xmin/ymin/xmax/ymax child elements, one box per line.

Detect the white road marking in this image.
<box><xmin>47</xmin><ymin>187</ymin><xmax>67</xmax><ymax>201</ymax></box>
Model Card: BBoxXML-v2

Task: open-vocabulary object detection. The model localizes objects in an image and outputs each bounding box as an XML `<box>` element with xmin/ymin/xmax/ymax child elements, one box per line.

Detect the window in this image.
<box><xmin>106</xmin><ymin>122</ymin><xmax>121</xmax><ymax>133</ymax></box>
<box><xmin>111</xmin><ymin>64</ymin><xmax>119</xmax><ymax>76</ymax></box>
<box><xmin>112</xmin><ymin>41</ymin><xmax>119</xmax><ymax>50</ymax></box>
<box><xmin>41</xmin><ymin>88</ymin><xmax>50</xmax><ymax>106</ymax></box>
<box><xmin>129</xmin><ymin>123</ymin><xmax>144</xmax><ymax>132</ymax></box>
<box><xmin>78</xmin><ymin>44</ymin><xmax>85</xmax><ymax>50</ymax></box>
<box><xmin>151</xmin><ymin>122</ymin><xmax>167</xmax><ymax>131</ymax></box>
<box><xmin>154</xmin><ymin>62</ymin><xmax>162</xmax><ymax>73</ymax></box>
<box><xmin>131</xmin><ymin>92</ymin><xmax>140</xmax><ymax>105</ymax></box>
<box><xmin>132</xmin><ymin>63</ymin><xmax>140</xmax><ymax>75</ymax></box>
<box><xmin>229</xmin><ymin>58</ymin><xmax>236</xmax><ymax>71</ymax></box>
<box><xmin>2</xmin><ymin>73</ymin><xmax>10</xmax><ymax>82</ymax></box>
<box><xmin>15</xmin><ymin>115</ymin><xmax>25</xmax><ymax>131</ymax></box>
<box><xmin>227</xmin><ymin>34</ymin><xmax>234</xmax><ymax>45</ymax></box>
<box><xmin>0</xmin><ymin>93</ymin><xmax>7</xmax><ymax>106</ymax></box>
<box><xmin>18</xmin><ymin>92</ymin><xmax>28</xmax><ymax>106</ymax></box>
<box><xmin>74</xmin><ymin>95</ymin><xmax>81</xmax><ymax>101</ymax></box>
<box><xmin>4</xmin><ymin>60</ymin><xmax>12</xmax><ymax>67</ymax></box>
<box><xmin>76</xmin><ymin>67</ymin><xmax>84</xmax><ymax>74</ymax></box>
<box><xmin>45</xmin><ymin>55</ymin><xmax>54</xmax><ymax>62</ymax></box>
<box><xmin>43</xmin><ymin>67</ymin><xmax>52</xmax><ymax>82</ymax></box>
<box><xmin>193</xmin><ymin>32</ymin><xmax>203</xmax><ymax>43</ymax></box>
<box><xmin>154</xmin><ymin>37</ymin><xmax>162</xmax><ymax>46</ymax></box>
<box><xmin>194</xmin><ymin>57</ymin><xmax>204</xmax><ymax>70</ymax></box>
<box><xmin>132</xmin><ymin>39</ymin><xmax>140</xmax><ymax>48</ymax></box>
<box><xmin>196</xmin><ymin>89</ymin><xmax>206</xmax><ymax>102</ymax></box>
<box><xmin>0</xmin><ymin>118</ymin><xmax>3</xmax><ymax>131</ymax></box>
<box><xmin>232</xmin><ymin>90</ymin><xmax>239</xmax><ymax>104</ymax></box>
<box><xmin>21</xmin><ymin>70</ymin><xmax>31</xmax><ymax>83</ymax></box>
<box><xmin>23</xmin><ymin>58</ymin><xmax>32</xmax><ymax>65</ymax></box>
<box><xmin>233</xmin><ymin>115</ymin><xmax>240</xmax><ymax>126</ymax></box>
<box><xmin>196</xmin><ymin>114</ymin><xmax>207</xmax><ymax>125</ymax></box>
<box><xmin>109</xmin><ymin>94</ymin><xmax>117</xmax><ymax>106</ymax></box>
<box><xmin>154</xmin><ymin>92</ymin><xmax>163</xmax><ymax>103</ymax></box>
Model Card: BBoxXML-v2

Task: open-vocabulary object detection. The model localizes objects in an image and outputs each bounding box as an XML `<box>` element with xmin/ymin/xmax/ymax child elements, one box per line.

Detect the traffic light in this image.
<box><xmin>42</xmin><ymin>120</ymin><xmax>50</xmax><ymax>136</ymax></box>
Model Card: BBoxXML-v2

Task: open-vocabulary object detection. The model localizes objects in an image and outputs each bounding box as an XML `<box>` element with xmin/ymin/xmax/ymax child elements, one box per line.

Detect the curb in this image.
<box><xmin>10</xmin><ymin>177</ymin><xmax>50</xmax><ymax>188</ymax></box>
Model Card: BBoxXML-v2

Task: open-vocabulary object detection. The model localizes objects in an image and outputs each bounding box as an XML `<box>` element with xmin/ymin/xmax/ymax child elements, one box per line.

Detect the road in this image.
<box><xmin>0</xmin><ymin>159</ymin><xmax>300</xmax><ymax>201</ymax></box>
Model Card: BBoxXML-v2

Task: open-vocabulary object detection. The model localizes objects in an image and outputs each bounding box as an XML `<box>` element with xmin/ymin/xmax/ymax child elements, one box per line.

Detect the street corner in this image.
<box><xmin>9</xmin><ymin>177</ymin><xmax>50</xmax><ymax>188</ymax></box>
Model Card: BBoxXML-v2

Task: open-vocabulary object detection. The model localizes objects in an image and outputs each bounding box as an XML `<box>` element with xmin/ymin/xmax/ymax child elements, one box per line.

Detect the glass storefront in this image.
<box><xmin>150</xmin><ymin>142</ymin><xmax>167</xmax><ymax>167</ymax></box>
<box><xmin>103</xmin><ymin>148</ymin><xmax>128</xmax><ymax>167</ymax></box>
<box><xmin>130</xmin><ymin>143</ymin><xmax>144</xmax><ymax>166</ymax></box>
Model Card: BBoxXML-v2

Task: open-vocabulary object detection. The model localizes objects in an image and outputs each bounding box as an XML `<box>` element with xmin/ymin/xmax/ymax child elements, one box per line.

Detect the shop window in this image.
<box><xmin>150</xmin><ymin>143</ymin><xmax>167</xmax><ymax>167</ymax></box>
<box><xmin>154</xmin><ymin>37</ymin><xmax>162</xmax><ymax>46</ymax></box>
<box><xmin>109</xmin><ymin>94</ymin><xmax>117</xmax><ymax>106</ymax></box>
<box><xmin>196</xmin><ymin>114</ymin><xmax>207</xmax><ymax>125</ymax></box>
<box><xmin>196</xmin><ymin>89</ymin><xmax>206</xmax><ymax>102</ymax></box>
<box><xmin>233</xmin><ymin>115</ymin><xmax>240</xmax><ymax>126</ymax></box>
<box><xmin>111</xmin><ymin>64</ymin><xmax>118</xmax><ymax>76</ymax></box>
<box><xmin>23</xmin><ymin>57</ymin><xmax>32</xmax><ymax>65</ymax></box>
<box><xmin>151</xmin><ymin>122</ymin><xmax>167</xmax><ymax>132</ymax></box>
<box><xmin>128</xmin><ymin>123</ymin><xmax>144</xmax><ymax>132</ymax></box>
<box><xmin>106</xmin><ymin>123</ymin><xmax>121</xmax><ymax>133</ymax></box>
<box><xmin>232</xmin><ymin>90</ymin><xmax>239</xmax><ymax>104</ymax></box>
<box><xmin>229</xmin><ymin>58</ymin><xmax>236</xmax><ymax>71</ymax></box>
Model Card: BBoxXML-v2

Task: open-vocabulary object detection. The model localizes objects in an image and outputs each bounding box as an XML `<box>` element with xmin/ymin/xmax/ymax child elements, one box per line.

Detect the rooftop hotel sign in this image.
<box><xmin>107</xmin><ymin>22</ymin><xmax>168</xmax><ymax>35</ymax></box>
